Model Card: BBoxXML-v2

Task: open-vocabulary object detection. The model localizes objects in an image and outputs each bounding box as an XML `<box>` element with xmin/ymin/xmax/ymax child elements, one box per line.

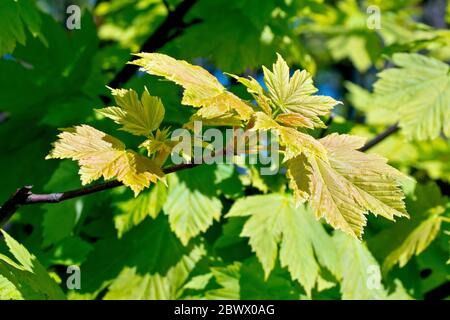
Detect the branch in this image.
<box><xmin>108</xmin><ymin>0</ymin><xmax>200</xmax><ymax>89</ymax></box>
<box><xmin>0</xmin><ymin>123</ymin><xmax>400</xmax><ymax>228</ymax></box>
<box><xmin>0</xmin><ymin>162</ymin><xmax>199</xmax><ymax>228</ymax></box>
<box><xmin>359</xmin><ymin>123</ymin><xmax>400</xmax><ymax>152</ymax></box>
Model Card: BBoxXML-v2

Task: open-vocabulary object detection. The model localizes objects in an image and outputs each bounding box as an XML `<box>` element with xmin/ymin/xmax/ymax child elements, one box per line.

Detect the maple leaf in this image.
<box><xmin>226</xmin><ymin>194</ymin><xmax>339</xmax><ymax>295</ymax></box>
<box><xmin>163</xmin><ymin>166</ymin><xmax>222</xmax><ymax>245</ymax></box>
<box><xmin>333</xmin><ymin>232</ymin><xmax>388</xmax><ymax>300</ymax></box>
<box><xmin>286</xmin><ymin>133</ymin><xmax>408</xmax><ymax>238</ymax></box>
<box><xmin>262</xmin><ymin>53</ymin><xmax>340</xmax><ymax>128</ymax></box>
<box><xmin>226</xmin><ymin>73</ymin><xmax>272</xmax><ymax>115</ymax></box>
<box><xmin>46</xmin><ymin>125</ymin><xmax>164</xmax><ymax>196</ymax></box>
<box><xmin>373</xmin><ymin>53</ymin><xmax>450</xmax><ymax>140</ymax></box>
<box><xmin>0</xmin><ymin>230</ymin><xmax>66</xmax><ymax>300</ymax></box>
<box><xmin>104</xmin><ymin>246</ymin><xmax>205</xmax><ymax>299</ymax></box>
<box><xmin>114</xmin><ymin>181</ymin><xmax>167</xmax><ymax>238</ymax></box>
<box><xmin>253</xmin><ymin>111</ymin><xmax>327</xmax><ymax>161</ymax></box>
<box><xmin>97</xmin><ymin>87</ymin><xmax>164</xmax><ymax>137</ymax></box>
<box><xmin>370</xmin><ymin>182</ymin><xmax>449</xmax><ymax>272</ymax></box>
<box><xmin>130</xmin><ymin>52</ymin><xmax>253</xmax><ymax>122</ymax></box>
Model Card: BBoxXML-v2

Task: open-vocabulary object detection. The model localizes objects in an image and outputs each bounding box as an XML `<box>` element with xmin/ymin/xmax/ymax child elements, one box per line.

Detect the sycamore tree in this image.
<box><xmin>0</xmin><ymin>0</ymin><xmax>449</xmax><ymax>300</ymax></box>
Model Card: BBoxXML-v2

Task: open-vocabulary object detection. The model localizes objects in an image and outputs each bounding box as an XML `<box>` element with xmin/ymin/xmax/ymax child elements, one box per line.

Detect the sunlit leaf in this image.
<box><xmin>46</xmin><ymin>125</ymin><xmax>164</xmax><ymax>196</ymax></box>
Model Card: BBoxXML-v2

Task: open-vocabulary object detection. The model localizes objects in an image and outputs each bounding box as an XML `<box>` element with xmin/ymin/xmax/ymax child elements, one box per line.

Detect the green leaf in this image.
<box><xmin>76</xmin><ymin>215</ymin><xmax>191</xmax><ymax>297</ymax></box>
<box><xmin>0</xmin><ymin>230</ymin><xmax>65</xmax><ymax>300</ymax></box>
<box><xmin>103</xmin><ymin>245</ymin><xmax>205</xmax><ymax>299</ymax></box>
<box><xmin>163</xmin><ymin>166</ymin><xmax>223</xmax><ymax>245</ymax></box>
<box><xmin>333</xmin><ymin>232</ymin><xmax>387</xmax><ymax>300</ymax></box>
<box><xmin>0</xmin><ymin>0</ymin><xmax>45</xmax><ymax>55</ymax></box>
<box><xmin>114</xmin><ymin>181</ymin><xmax>167</xmax><ymax>238</ymax></box>
<box><xmin>226</xmin><ymin>194</ymin><xmax>338</xmax><ymax>295</ymax></box>
<box><xmin>239</xmin><ymin>257</ymin><xmax>300</xmax><ymax>299</ymax></box>
<box><xmin>45</xmin><ymin>237</ymin><xmax>93</xmax><ymax>266</ymax></box>
<box><xmin>42</xmin><ymin>200</ymin><xmax>82</xmax><ymax>247</ymax></box>
<box><xmin>373</xmin><ymin>53</ymin><xmax>450</xmax><ymax>140</ymax></box>
<box><xmin>204</xmin><ymin>262</ymin><xmax>241</xmax><ymax>300</ymax></box>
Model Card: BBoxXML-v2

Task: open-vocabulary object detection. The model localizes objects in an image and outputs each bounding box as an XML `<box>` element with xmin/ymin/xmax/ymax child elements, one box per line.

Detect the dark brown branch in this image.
<box><xmin>0</xmin><ymin>162</ymin><xmax>200</xmax><ymax>228</ymax></box>
<box><xmin>108</xmin><ymin>0</ymin><xmax>200</xmax><ymax>89</ymax></box>
<box><xmin>0</xmin><ymin>186</ymin><xmax>33</xmax><ymax>227</ymax></box>
<box><xmin>359</xmin><ymin>123</ymin><xmax>400</xmax><ymax>152</ymax></box>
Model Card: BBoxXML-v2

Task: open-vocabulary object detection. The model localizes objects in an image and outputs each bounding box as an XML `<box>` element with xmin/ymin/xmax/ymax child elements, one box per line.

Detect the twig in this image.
<box><xmin>0</xmin><ymin>162</ymin><xmax>199</xmax><ymax>228</ymax></box>
<box><xmin>0</xmin><ymin>123</ymin><xmax>401</xmax><ymax>227</ymax></box>
<box><xmin>359</xmin><ymin>123</ymin><xmax>400</xmax><ymax>152</ymax></box>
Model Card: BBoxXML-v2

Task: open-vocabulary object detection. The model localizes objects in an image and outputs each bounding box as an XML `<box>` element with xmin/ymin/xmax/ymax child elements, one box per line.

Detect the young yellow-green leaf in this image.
<box><xmin>0</xmin><ymin>230</ymin><xmax>66</xmax><ymax>300</ymax></box>
<box><xmin>130</xmin><ymin>52</ymin><xmax>253</xmax><ymax>121</ymax></box>
<box><xmin>226</xmin><ymin>73</ymin><xmax>272</xmax><ymax>115</ymax></box>
<box><xmin>139</xmin><ymin>127</ymin><xmax>176</xmax><ymax>157</ymax></box>
<box><xmin>226</xmin><ymin>194</ymin><xmax>338</xmax><ymax>295</ymax></box>
<box><xmin>104</xmin><ymin>245</ymin><xmax>205</xmax><ymax>299</ymax></box>
<box><xmin>286</xmin><ymin>154</ymin><xmax>311</xmax><ymax>204</ymax></box>
<box><xmin>114</xmin><ymin>181</ymin><xmax>168</xmax><ymax>238</ymax></box>
<box><xmin>97</xmin><ymin>87</ymin><xmax>164</xmax><ymax>136</ymax></box>
<box><xmin>373</xmin><ymin>53</ymin><xmax>450</xmax><ymax>140</ymax></box>
<box><xmin>253</xmin><ymin>111</ymin><xmax>327</xmax><ymax>161</ymax></box>
<box><xmin>275</xmin><ymin>112</ymin><xmax>316</xmax><ymax>129</ymax></box>
<box><xmin>262</xmin><ymin>53</ymin><xmax>340</xmax><ymax>128</ymax></box>
<box><xmin>287</xmin><ymin>133</ymin><xmax>407</xmax><ymax>238</ymax></box>
<box><xmin>46</xmin><ymin>125</ymin><xmax>164</xmax><ymax>196</ymax></box>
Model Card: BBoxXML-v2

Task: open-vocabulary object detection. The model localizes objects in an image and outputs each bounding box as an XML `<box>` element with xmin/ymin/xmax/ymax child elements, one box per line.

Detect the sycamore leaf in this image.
<box><xmin>0</xmin><ymin>274</ymin><xmax>23</xmax><ymax>300</ymax></box>
<box><xmin>370</xmin><ymin>182</ymin><xmax>448</xmax><ymax>272</ymax></box>
<box><xmin>163</xmin><ymin>166</ymin><xmax>223</xmax><ymax>245</ymax></box>
<box><xmin>226</xmin><ymin>194</ymin><xmax>338</xmax><ymax>295</ymax></box>
<box><xmin>204</xmin><ymin>262</ymin><xmax>241</xmax><ymax>300</ymax></box>
<box><xmin>103</xmin><ymin>245</ymin><xmax>205</xmax><ymax>299</ymax></box>
<box><xmin>286</xmin><ymin>154</ymin><xmax>312</xmax><ymax>204</ymax></box>
<box><xmin>276</xmin><ymin>112</ymin><xmax>316</xmax><ymax>129</ymax></box>
<box><xmin>333</xmin><ymin>232</ymin><xmax>387</xmax><ymax>300</ymax></box>
<box><xmin>139</xmin><ymin>127</ymin><xmax>176</xmax><ymax>157</ymax></box>
<box><xmin>286</xmin><ymin>133</ymin><xmax>407</xmax><ymax>238</ymax></box>
<box><xmin>253</xmin><ymin>111</ymin><xmax>327</xmax><ymax>161</ymax></box>
<box><xmin>130</xmin><ymin>52</ymin><xmax>253</xmax><ymax>121</ymax></box>
<box><xmin>97</xmin><ymin>87</ymin><xmax>165</xmax><ymax>136</ymax></box>
<box><xmin>226</xmin><ymin>73</ymin><xmax>272</xmax><ymax>115</ymax></box>
<box><xmin>373</xmin><ymin>53</ymin><xmax>450</xmax><ymax>140</ymax></box>
<box><xmin>262</xmin><ymin>53</ymin><xmax>339</xmax><ymax>128</ymax></box>
<box><xmin>0</xmin><ymin>230</ymin><xmax>65</xmax><ymax>300</ymax></box>
<box><xmin>46</xmin><ymin>125</ymin><xmax>164</xmax><ymax>196</ymax></box>
<box><xmin>0</xmin><ymin>0</ymin><xmax>46</xmax><ymax>56</ymax></box>
<box><xmin>114</xmin><ymin>181</ymin><xmax>168</xmax><ymax>238</ymax></box>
